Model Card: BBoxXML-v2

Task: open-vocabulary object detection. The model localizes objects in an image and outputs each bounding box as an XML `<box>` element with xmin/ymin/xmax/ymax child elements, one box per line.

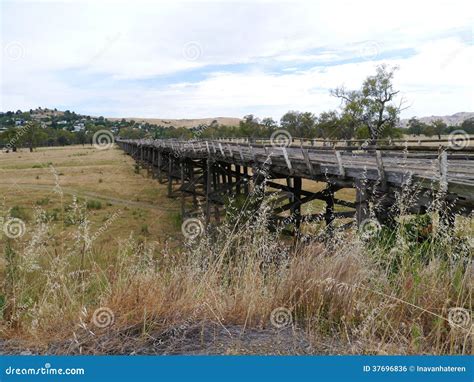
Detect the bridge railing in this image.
<box><xmin>117</xmin><ymin>136</ymin><xmax>474</xmax><ymax>154</ymax></box>
<box><xmin>206</xmin><ymin>135</ymin><xmax>474</xmax><ymax>148</ymax></box>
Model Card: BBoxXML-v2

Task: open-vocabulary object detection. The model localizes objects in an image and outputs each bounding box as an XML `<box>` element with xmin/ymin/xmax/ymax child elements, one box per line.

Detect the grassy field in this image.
<box><xmin>0</xmin><ymin>145</ymin><xmax>182</xmax><ymax>253</ymax></box>
<box><xmin>0</xmin><ymin>144</ymin><xmax>472</xmax><ymax>355</ymax></box>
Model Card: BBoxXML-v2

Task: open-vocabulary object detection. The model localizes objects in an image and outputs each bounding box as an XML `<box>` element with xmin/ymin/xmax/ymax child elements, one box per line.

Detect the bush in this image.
<box><xmin>36</xmin><ymin>198</ymin><xmax>50</xmax><ymax>206</ymax></box>
<box><xmin>140</xmin><ymin>224</ymin><xmax>149</xmax><ymax>236</ymax></box>
<box><xmin>32</xmin><ymin>162</ymin><xmax>52</xmax><ymax>169</ymax></box>
<box><xmin>86</xmin><ymin>200</ymin><xmax>102</xmax><ymax>210</ymax></box>
<box><xmin>9</xmin><ymin>205</ymin><xmax>30</xmax><ymax>221</ymax></box>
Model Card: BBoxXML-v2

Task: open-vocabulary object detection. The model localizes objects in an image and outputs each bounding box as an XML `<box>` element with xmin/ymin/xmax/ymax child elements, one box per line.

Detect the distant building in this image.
<box><xmin>73</xmin><ymin>122</ymin><xmax>85</xmax><ymax>132</ymax></box>
<box><xmin>15</xmin><ymin>119</ymin><xmax>25</xmax><ymax>126</ymax></box>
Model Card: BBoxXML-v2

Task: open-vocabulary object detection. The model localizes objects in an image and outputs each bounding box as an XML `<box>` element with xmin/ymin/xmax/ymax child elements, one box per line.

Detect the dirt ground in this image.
<box><xmin>0</xmin><ymin>322</ymin><xmax>346</xmax><ymax>355</ymax></box>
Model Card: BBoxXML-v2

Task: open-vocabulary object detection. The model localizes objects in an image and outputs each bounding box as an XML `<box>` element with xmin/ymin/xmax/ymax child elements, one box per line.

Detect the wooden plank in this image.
<box><xmin>238</xmin><ymin>146</ymin><xmax>244</xmax><ymax>161</ymax></box>
<box><xmin>355</xmin><ymin>179</ymin><xmax>369</xmax><ymax>225</ymax></box>
<box><xmin>157</xmin><ymin>151</ymin><xmax>163</xmax><ymax>183</ymax></box>
<box><xmin>282</xmin><ymin>147</ymin><xmax>292</xmax><ymax>171</ymax></box>
<box><xmin>180</xmin><ymin>161</ymin><xmax>185</xmax><ymax>217</ymax></box>
<box><xmin>335</xmin><ymin>150</ymin><xmax>345</xmax><ymax>178</ymax></box>
<box><xmin>168</xmin><ymin>155</ymin><xmax>173</xmax><ymax>197</ymax></box>
<box><xmin>439</xmin><ymin>151</ymin><xmax>448</xmax><ymax>194</ymax></box>
<box><xmin>249</xmin><ymin>144</ymin><xmax>256</xmax><ymax>161</ymax></box>
<box><xmin>205</xmin><ymin>158</ymin><xmax>212</xmax><ymax>224</ymax></box>
<box><xmin>301</xmin><ymin>148</ymin><xmax>314</xmax><ymax>177</ymax></box>
<box><xmin>375</xmin><ymin>150</ymin><xmax>387</xmax><ymax>190</ymax></box>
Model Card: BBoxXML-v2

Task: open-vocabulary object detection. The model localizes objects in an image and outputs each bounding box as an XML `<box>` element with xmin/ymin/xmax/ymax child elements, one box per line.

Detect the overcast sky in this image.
<box><xmin>1</xmin><ymin>0</ymin><xmax>473</xmax><ymax>120</ymax></box>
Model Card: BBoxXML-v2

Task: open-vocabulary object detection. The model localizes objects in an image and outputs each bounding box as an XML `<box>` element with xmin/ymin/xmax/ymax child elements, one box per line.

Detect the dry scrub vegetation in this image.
<box><xmin>0</xmin><ymin>147</ymin><xmax>472</xmax><ymax>355</ymax></box>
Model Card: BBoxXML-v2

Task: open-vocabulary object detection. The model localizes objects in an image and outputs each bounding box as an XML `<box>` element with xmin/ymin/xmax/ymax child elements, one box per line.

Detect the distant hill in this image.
<box><xmin>11</xmin><ymin>108</ymin><xmax>242</xmax><ymax>128</ymax></box>
<box><xmin>108</xmin><ymin>117</ymin><xmax>241</xmax><ymax>128</ymax></box>
<box><xmin>399</xmin><ymin>112</ymin><xmax>474</xmax><ymax>128</ymax></box>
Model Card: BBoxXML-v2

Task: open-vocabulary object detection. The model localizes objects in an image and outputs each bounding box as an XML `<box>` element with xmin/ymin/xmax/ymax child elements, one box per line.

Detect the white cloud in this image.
<box><xmin>1</xmin><ymin>0</ymin><xmax>472</xmax><ymax>119</ymax></box>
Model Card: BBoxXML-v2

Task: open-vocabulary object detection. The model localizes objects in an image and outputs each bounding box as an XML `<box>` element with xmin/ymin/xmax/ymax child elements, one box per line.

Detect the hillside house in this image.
<box><xmin>73</xmin><ymin>122</ymin><xmax>85</xmax><ymax>132</ymax></box>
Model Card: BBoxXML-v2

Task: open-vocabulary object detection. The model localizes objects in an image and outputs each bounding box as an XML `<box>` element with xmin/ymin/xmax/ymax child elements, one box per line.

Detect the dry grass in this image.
<box><xmin>0</xmin><ymin>145</ymin><xmax>472</xmax><ymax>355</ymax></box>
<box><xmin>107</xmin><ymin>117</ymin><xmax>241</xmax><ymax>129</ymax></box>
<box><xmin>0</xmin><ymin>145</ymin><xmax>181</xmax><ymax>251</ymax></box>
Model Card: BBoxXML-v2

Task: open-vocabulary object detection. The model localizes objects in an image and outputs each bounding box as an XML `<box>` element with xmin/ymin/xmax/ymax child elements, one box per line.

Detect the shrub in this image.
<box><xmin>140</xmin><ymin>224</ymin><xmax>150</xmax><ymax>236</ymax></box>
<box><xmin>9</xmin><ymin>205</ymin><xmax>30</xmax><ymax>221</ymax></box>
<box><xmin>86</xmin><ymin>200</ymin><xmax>102</xmax><ymax>210</ymax></box>
<box><xmin>35</xmin><ymin>198</ymin><xmax>50</xmax><ymax>206</ymax></box>
<box><xmin>32</xmin><ymin>162</ymin><xmax>52</xmax><ymax>169</ymax></box>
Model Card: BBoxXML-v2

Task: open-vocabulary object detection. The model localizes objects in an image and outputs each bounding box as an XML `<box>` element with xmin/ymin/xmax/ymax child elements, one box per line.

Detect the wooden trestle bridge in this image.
<box><xmin>116</xmin><ymin>137</ymin><xmax>474</xmax><ymax>235</ymax></box>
